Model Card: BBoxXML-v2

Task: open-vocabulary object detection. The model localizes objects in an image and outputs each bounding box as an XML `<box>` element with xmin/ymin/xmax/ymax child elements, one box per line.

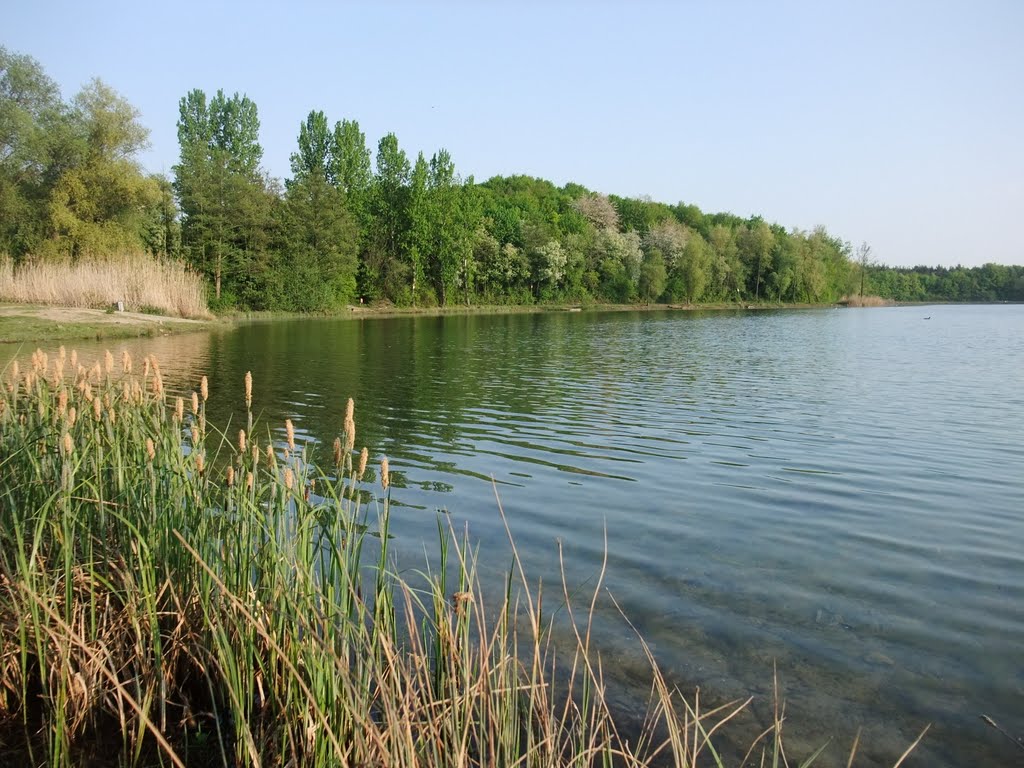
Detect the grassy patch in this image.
<box><xmin>0</xmin><ymin>305</ymin><xmax>209</xmax><ymax>344</ymax></box>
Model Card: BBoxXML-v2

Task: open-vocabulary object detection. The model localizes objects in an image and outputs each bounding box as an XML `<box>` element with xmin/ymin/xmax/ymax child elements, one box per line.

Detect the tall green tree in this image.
<box><xmin>404</xmin><ymin>152</ymin><xmax>430</xmax><ymax>302</ymax></box>
<box><xmin>174</xmin><ymin>88</ymin><xmax>269</xmax><ymax>304</ymax></box>
<box><xmin>426</xmin><ymin>148</ymin><xmax>463</xmax><ymax>305</ymax></box>
<box><xmin>289</xmin><ymin>110</ymin><xmax>331</xmax><ymax>183</ymax></box>
<box><xmin>679</xmin><ymin>232</ymin><xmax>710</xmax><ymax>303</ymax></box>
<box><xmin>365</xmin><ymin>132</ymin><xmax>410</xmax><ymax>300</ymax></box>
<box><xmin>330</xmin><ymin>119</ymin><xmax>372</xmax><ymax>201</ymax></box>
<box><xmin>739</xmin><ymin>218</ymin><xmax>775</xmax><ymax>301</ymax></box>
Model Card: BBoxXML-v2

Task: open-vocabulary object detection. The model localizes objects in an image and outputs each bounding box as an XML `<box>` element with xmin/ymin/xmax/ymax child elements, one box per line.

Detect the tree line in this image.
<box><xmin>866</xmin><ymin>263</ymin><xmax>1024</xmax><ymax>303</ymax></box>
<box><xmin>3</xmin><ymin>47</ymin><xmax>1020</xmax><ymax>311</ymax></box>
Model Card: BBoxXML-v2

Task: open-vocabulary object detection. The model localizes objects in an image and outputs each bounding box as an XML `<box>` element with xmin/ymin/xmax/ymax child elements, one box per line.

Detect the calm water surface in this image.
<box><xmin>7</xmin><ymin>305</ymin><xmax>1023</xmax><ymax>766</ymax></box>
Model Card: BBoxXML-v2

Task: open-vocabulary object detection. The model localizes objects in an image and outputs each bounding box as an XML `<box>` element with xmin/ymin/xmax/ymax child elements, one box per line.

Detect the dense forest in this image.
<box><xmin>3</xmin><ymin>47</ymin><xmax>1022</xmax><ymax>311</ymax></box>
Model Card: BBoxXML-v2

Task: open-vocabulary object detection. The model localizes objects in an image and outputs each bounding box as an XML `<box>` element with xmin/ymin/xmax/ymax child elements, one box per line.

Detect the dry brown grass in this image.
<box><xmin>839</xmin><ymin>294</ymin><xmax>892</xmax><ymax>308</ymax></box>
<box><xmin>0</xmin><ymin>253</ymin><xmax>210</xmax><ymax>319</ymax></box>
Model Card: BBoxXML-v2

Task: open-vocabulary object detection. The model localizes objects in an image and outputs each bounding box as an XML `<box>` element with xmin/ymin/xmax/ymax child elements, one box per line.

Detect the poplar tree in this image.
<box><xmin>174</xmin><ymin>88</ymin><xmax>268</xmax><ymax>304</ymax></box>
<box><xmin>365</xmin><ymin>133</ymin><xmax>410</xmax><ymax>300</ymax></box>
<box><xmin>279</xmin><ymin>110</ymin><xmax>359</xmax><ymax>309</ymax></box>
<box><xmin>404</xmin><ymin>152</ymin><xmax>430</xmax><ymax>302</ymax></box>
<box><xmin>289</xmin><ymin>110</ymin><xmax>331</xmax><ymax>183</ymax></box>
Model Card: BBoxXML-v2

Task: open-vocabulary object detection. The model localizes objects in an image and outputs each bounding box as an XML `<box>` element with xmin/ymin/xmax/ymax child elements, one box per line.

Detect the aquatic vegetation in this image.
<box><xmin>0</xmin><ymin>349</ymin><xmax>924</xmax><ymax>766</ymax></box>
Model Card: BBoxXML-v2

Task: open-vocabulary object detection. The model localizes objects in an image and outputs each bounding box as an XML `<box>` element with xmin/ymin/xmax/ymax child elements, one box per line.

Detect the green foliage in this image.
<box><xmin>289</xmin><ymin>109</ymin><xmax>331</xmax><ymax>182</ymax></box>
<box><xmin>1</xmin><ymin>50</ymin><xmax>172</xmax><ymax>261</ymax></box>
<box><xmin>11</xmin><ymin>45</ymin><xmax>1013</xmax><ymax>314</ymax></box>
<box><xmin>638</xmin><ymin>248</ymin><xmax>667</xmax><ymax>303</ymax></box>
<box><xmin>867</xmin><ymin>262</ymin><xmax>1024</xmax><ymax>302</ymax></box>
<box><xmin>274</xmin><ymin>173</ymin><xmax>358</xmax><ymax>311</ymax></box>
<box><xmin>174</xmin><ymin>88</ymin><xmax>271</xmax><ymax>304</ymax></box>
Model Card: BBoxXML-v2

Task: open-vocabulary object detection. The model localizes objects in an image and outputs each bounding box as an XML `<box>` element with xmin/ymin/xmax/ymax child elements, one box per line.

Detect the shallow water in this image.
<box><xmin>7</xmin><ymin>304</ymin><xmax>1023</xmax><ymax>766</ymax></box>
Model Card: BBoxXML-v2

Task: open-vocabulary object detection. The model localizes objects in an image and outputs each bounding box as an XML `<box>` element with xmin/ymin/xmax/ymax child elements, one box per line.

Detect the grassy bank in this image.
<box><xmin>0</xmin><ymin>304</ymin><xmax>212</xmax><ymax>344</ymax></box>
<box><xmin>0</xmin><ymin>349</ymin><xmax>924</xmax><ymax>767</ymax></box>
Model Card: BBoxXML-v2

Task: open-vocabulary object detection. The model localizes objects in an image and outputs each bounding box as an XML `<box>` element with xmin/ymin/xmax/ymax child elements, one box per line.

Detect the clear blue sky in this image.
<box><xmin>6</xmin><ymin>0</ymin><xmax>1022</xmax><ymax>268</ymax></box>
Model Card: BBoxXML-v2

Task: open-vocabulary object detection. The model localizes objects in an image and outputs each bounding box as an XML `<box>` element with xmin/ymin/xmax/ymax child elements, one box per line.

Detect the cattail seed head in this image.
<box><xmin>252</xmin><ymin>443</ymin><xmax>259</xmax><ymax>468</ymax></box>
<box><xmin>108</xmin><ymin>406</ymin><xmax>116</xmax><ymax>425</ymax></box>
<box><xmin>104</xmin><ymin>350</ymin><xmax>113</xmax><ymax>375</ymax></box>
<box><xmin>246</xmin><ymin>471</ymin><xmax>254</xmax><ymax>491</ymax></box>
<box><xmin>191</xmin><ymin>391</ymin><xmax>199</xmax><ymax>414</ymax></box>
<box><xmin>70</xmin><ymin>349</ymin><xmax>77</xmax><ymax>368</ymax></box>
<box><xmin>57</xmin><ymin>388</ymin><xmax>68</xmax><ymax>415</ymax></box>
<box><xmin>200</xmin><ymin>375</ymin><xmax>208</xmax><ymax>402</ymax></box>
<box><xmin>152</xmin><ymin>374</ymin><xmax>164</xmax><ymax>397</ymax></box>
<box><xmin>90</xmin><ymin>362</ymin><xmax>101</xmax><ymax>383</ymax></box>
<box><xmin>266</xmin><ymin>444</ymin><xmax>275</xmax><ymax>464</ymax></box>
<box><xmin>143</xmin><ymin>356</ymin><xmax>151</xmax><ymax>378</ymax></box>
<box><xmin>195</xmin><ymin>453</ymin><xmax>205</xmax><ymax>474</ymax></box>
<box><xmin>92</xmin><ymin>397</ymin><xmax>102</xmax><ymax>421</ymax></box>
<box><xmin>285</xmin><ymin>419</ymin><xmax>295</xmax><ymax>452</ymax></box>
<box><xmin>358</xmin><ymin>447</ymin><xmax>368</xmax><ymax>480</ymax></box>
<box><xmin>244</xmin><ymin>371</ymin><xmax>252</xmax><ymax>408</ymax></box>
<box><xmin>345</xmin><ymin>397</ymin><xmax>354</xmax><ymax>424</ymax></box>
<box><xmin>283</xmin><ymin>467</ymin><xmax>294</xmax><ymax>490</ymax></box>
<box><xmin>121</xmin><ymin>350</ymin><xmax>132</xmax><ymax>374</ymax></box>
<box><xmin>174</xmin><ymin>397</ymin><xmax>184</xmax><ymax>423</ymax></box>
<box><xmin>226</xmin><ymin>466</ymin><xmax>235</xmax><ymax>487</ymax></box>
<box><xmin>145</xmin><ymin>438</ymin><xmax>155</xmax><ymax>462</ymax></box>
<box><xmin>58</xmin><ymin>345</ymin><xmax>66</xmax><ymax>362</ymax></box>
<box><xmin>238</xmin><ymin>429</ymin><xmax>247</xmax><ymax>454</ymax></box>
<box><xmin>62</xmin><ymin>432</ymin><xmax>74</xmax><ymax>456</ymax></box>
<box><xmin>333</xmin><ymin>437</ymin><xmax>342</xmax><ymax>468</ymax></box>
<box><xmin>191</xmin><ymin>425</ymin><xmax>199</xmax><ymax>445</ymax></box>
<box><xmin>343</xmin><ymin>415</ymin><xmax>355</xmax><ymax>453</ymax></box>
<box><xmin>380</xmin><ymin>457</ymin><xmax>390</xmax><ymax>490</ymax></box>
<box><xmin>68</xmin><ymin>406</ymin><xmax>77</xmax><ymax>427</ymax></box>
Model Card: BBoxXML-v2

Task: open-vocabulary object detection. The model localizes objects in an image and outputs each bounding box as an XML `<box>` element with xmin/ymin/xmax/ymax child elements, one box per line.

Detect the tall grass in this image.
<box><xmin>0</xmin><ymin>254</ymin><xmax>210</xmax><ymax>319</ymax></box>
<box><xmin>838</xmin><ymin>294</ymin><xmax>892</xmax><ymax>308</ymax></box>
<box><xmin>0</xmin><ymin>350</ymin><xmax>925</xmax><ymax>767</ymax></box>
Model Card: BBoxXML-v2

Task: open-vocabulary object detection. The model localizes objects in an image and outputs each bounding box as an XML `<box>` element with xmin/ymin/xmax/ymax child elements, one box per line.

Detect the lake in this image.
<box><xmin>5</xmin><ymin>304</ymin><xmax>1022</xmax><ymax>766</ymax></box>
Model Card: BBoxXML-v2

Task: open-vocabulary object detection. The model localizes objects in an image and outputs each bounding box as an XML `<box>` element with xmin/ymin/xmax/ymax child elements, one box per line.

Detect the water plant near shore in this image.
<box><xmin>0</xmin><ymin>349</ymin><xmax>925</xmax><ymax>767</ymax></box>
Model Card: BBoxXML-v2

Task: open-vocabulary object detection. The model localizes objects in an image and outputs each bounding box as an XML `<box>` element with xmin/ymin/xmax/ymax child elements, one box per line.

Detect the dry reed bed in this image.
<box><xmin>0</xmin><ymin>351</ymin><xmax>925</xmax><ymax>767</ymax></box>
<box><xmin>839</xmin><ymin>295</ymin><xmax>892</xmax><ymax>308</ymax></box>
<box><xmin>0</xmin><ymin>255</ymin><xmax>210</xmax><ymax>319</ymax></box>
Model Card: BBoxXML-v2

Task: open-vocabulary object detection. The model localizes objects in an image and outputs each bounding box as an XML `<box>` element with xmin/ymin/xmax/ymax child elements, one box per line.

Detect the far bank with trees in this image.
<box><xmin>3</xmin><ymin>46</ymin><xmax>1022</xmax><ymax>317</ymax></box>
